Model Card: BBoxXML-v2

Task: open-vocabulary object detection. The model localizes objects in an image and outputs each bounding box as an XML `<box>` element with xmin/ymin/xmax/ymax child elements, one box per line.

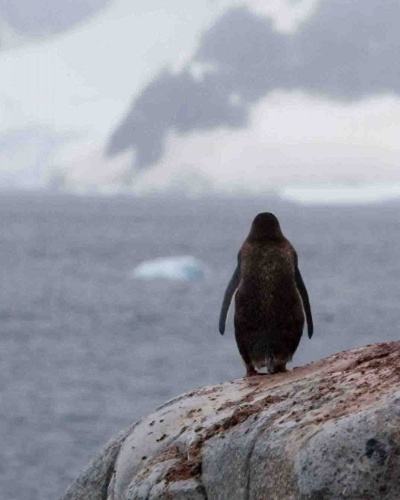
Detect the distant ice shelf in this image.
<box><xmin>279</xmin><ymin>183</ymin><xmax>400</xmax><ymax>205</ymax></box>
<box><xmin>131</xmin><ymin>256</ymin><xmax>206</xmax><ymax>281</ymax></box>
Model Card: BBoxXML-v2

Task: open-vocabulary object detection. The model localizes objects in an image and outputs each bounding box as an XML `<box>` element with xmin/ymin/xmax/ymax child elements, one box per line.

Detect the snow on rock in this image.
<box><xmin>62</xmin><ymin>341</ymin><xmax>400</xmax><ymax>499</ymax></box>
<box><xmin>131</xmin><ymin>256</ymin><xmax>206</xmax><ymax>281</ymax></box>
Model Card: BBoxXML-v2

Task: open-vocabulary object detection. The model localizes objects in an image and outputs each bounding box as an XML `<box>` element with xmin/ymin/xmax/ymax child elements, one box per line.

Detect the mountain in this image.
<box><xmin>108</xmin><ymin>0</ymin><xmax>400</xmax><ymax>175</ymax></box>
<box><xmin>0</xmin><ymin>0</ymin><xmax>234</xmax><ymax>192</ymax></box>
<box><xmin>2</xmin><ymin>0</ymin><xmax>400</xmax><ymax>196</ymax></box>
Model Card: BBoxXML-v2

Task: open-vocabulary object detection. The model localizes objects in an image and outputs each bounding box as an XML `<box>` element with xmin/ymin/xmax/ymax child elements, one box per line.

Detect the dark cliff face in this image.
<box><xmin>107</xmin><ymin>0</ymin><xmax>400</xmax><ymax>173</ymax></box>
<box><xmin>0</xmin><ymin>0</ymin><xmax>111</xmax><ymax>40</ymax></box>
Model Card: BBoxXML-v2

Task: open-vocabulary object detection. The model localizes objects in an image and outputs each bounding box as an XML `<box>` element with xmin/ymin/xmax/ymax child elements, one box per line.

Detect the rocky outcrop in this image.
<box><xmin>62</xmin><ymin>342</ymin><xmax>400</xmax><ymax>500</ymax></box>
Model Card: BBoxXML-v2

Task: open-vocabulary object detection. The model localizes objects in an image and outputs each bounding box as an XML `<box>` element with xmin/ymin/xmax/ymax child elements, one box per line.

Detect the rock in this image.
<box><xmin>62</xmin><ymin>342</ymin><xmax>400</xmax><ymax>500</ymax></box>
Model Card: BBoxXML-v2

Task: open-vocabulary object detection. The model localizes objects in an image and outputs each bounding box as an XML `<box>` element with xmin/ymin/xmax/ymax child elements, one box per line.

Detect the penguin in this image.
<box><xmin>219</xmin><ymin>213</ymin><xmax>313</xmax><ymax>377</ymax></box>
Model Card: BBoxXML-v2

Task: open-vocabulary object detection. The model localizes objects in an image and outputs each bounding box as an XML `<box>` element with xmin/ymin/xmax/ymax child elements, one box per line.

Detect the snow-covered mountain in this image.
<box><xmin>108</xmin><ymin>0</ymin><xmax>400</xmax><ymax>174</ymax></box>
<box><xmin>0</xmin><ymin>127</ymin><xmax>82</xmax><ymax>189</ymax></box>
<box><xmin>0</xmin><ymin>0</ymin><xmax>235</xmax><ymax>191</ymax></box>
<box><xmin>2</xmin><ymin>0</ymin><xmax>400</xmax><ymax>201</ymax></box>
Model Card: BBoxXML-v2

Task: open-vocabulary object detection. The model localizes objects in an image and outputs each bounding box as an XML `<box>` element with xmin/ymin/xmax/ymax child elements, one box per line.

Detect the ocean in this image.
<box><xmin>1</xmin><ymin>193</ymin><xmax>399</xmax><ymax>499</ymax></box>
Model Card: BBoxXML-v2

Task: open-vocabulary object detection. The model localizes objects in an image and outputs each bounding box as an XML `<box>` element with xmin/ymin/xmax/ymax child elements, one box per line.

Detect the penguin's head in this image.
<box><xmin>249</xmin><ymin>212</ymin><xmax>284</xmax><ymax>241</ymax></box>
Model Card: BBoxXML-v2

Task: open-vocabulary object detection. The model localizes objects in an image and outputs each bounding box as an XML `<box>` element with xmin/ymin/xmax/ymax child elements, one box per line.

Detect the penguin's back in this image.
<box><xmin>237</xmin><ymin>239</ymin><xmax>300</xmax><ymax>315</ymax></box>
<box><xmin>234</xmin><ymin>238</ymin><xmax>305</xmax><ymax>367</ymax></box>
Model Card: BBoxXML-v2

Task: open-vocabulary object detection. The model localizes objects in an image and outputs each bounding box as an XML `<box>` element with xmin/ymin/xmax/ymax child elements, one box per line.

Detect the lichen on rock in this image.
<box><xmin>62</xmin><ymin>342</ymin><xmax>400</xmax><ymax>500</ymax></box>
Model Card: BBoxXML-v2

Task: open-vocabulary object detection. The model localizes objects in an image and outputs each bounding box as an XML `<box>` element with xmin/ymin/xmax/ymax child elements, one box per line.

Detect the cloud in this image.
<box><xmin>0</xmin><ymin>0</ymin><xmax>111</xmax><ymax>39</ymax></box>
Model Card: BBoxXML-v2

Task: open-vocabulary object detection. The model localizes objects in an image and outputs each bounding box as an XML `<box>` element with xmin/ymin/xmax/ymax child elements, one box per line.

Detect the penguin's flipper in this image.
<box><xmin>295</xmin><ymin>266</ymin><xmax>314</xmax><ymax>339</ymax></box>
<box><xmin>219</xmin><ymin>254</ymin><xmax>241</xmax><ymax>335</ymax></box>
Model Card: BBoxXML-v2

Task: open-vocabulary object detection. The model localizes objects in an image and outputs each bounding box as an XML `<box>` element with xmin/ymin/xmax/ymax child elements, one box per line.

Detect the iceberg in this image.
<box><xmin>131</xmin><ymin>256</ymin><xmax>206</xmax><ymax>281</ymax></box>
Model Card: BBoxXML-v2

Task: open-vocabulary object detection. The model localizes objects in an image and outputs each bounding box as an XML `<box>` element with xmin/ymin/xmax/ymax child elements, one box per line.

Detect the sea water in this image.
<box><xmin>1</xmin><ymin>193</ymin><xmax>399</xmax><ymax>500</ymax></box>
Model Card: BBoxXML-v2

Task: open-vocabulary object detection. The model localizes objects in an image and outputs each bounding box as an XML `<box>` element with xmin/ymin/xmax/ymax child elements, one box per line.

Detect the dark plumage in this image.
<box><xmin>219</xmin><ymin>213</ymin><xmax>313</xmax><ymax>377</ymax></box>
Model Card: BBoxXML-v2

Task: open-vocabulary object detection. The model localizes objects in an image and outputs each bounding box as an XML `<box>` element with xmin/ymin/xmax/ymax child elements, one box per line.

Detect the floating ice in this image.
<box><xmin>279</xmin><ymin>183</ymin><xmax>400</xmax><ymax>205</ymax></box>
<box><xmin>132</xmin><ymin>256</ymin><xmax>206</xmax><ymax>281</ymax></box>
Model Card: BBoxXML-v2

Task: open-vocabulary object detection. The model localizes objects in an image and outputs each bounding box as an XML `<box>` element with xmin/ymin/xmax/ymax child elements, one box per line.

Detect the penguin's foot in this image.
<box><xmin>270</xmin><ymin>364</ymin><xmax>288</xmax><ymax>374</ymax></box>
<box><xmin>245</xmin><ymin>366</ymin><xmax>261</xmax><ymax>378</ymax></box>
